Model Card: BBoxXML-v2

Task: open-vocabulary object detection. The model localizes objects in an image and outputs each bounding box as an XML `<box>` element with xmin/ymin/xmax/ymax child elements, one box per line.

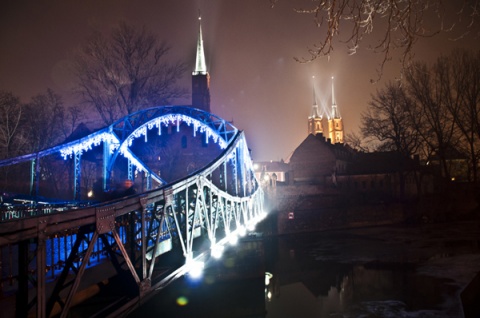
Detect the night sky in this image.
<box><xmin>1</xmin><ymin>0</ymin><xmax>479</xmax><ymax>161</ymax></box>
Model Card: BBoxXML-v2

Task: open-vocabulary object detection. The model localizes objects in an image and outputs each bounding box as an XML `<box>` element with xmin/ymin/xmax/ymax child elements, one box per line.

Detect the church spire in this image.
<box><xmin>191</xmin><ymin>14</ymin><xmax>210</xmax><ymax>112</ymax></box>
<box><xmin>308</xmin><ymin>76</ymin><xmax>323</xmax><ymax>136</ymax></box>
<box><xmin>331</xmin><ymin>76</ymin><xmax>340</xmax><ymax>119</ymax></box>
<box><xmin>193</xmin><ymin>15</ymin><xmax>207</xmax><ymax>76</ymax></box>
<box><xmin>310</xmin><ymin>76</ymin><xmax>320</xmax><ymax>117</ymax></box>
<box><xmin>328</xmin><ymin>76</ymin><xmax>344</xmax><ymax>144</ymax></box>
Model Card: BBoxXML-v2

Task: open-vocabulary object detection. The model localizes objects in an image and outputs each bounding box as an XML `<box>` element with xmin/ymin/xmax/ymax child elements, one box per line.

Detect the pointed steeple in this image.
<box><xmin>191</xmin><ymin>14</ymin><xmax>210</xmax><ymax>112</ymax></box>
<box><xmin>308</xmin><ymin>76</ymin><xmax>323</xmax><ymax>136</ymax></box>
<box><xmin>309</xmin><ymin>76</ymin><xmax>321</xmax><ymax>118</ymax></box>
<box><xmin>193</xmin><ymin>15</ymin><xmax>207</xmax><ymax>76</ymax></box>
<box><xmin>328</xmin><ymin>76</ymin><xmax>344</xmax><ymax>144</ymax></box>
<box><xmin>331</xmin><ymin>76</ymin><xmax>340</xmax><ymax>119</ymax></box>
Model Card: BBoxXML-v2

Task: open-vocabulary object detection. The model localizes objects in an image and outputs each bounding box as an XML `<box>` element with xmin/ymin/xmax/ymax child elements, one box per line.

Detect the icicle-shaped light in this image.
<box><xmin>60</xmin><ymin>132</ymin><xmax>119</xmax><ymax>159</ymax></box>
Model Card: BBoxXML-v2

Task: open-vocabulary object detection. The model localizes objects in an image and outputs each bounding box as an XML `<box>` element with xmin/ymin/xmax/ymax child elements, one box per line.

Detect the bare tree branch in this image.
<box><xmin>73</xmin><ymin>22</ymin><xmax>188</xmax><ymax>125</ymax></box>
<box><xmin>271</xmin><ymin>0</ymin><xmax>479</xmax><ymax>80</ymax></box>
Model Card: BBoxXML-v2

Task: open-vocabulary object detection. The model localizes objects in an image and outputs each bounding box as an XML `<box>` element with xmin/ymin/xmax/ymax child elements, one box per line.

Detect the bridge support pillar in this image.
<box><xmin>128</xmin><ymin>159</ymin><xmax>134</xmax><ymax>181</ymax></box>
<box><xmin>16</xmin><ymin>240</ymin><xmax>29</xmax><ymax>318</ymax></box>
<box><xmin>73</xmin><ymin>152</ymin><xmax>82</xmax><ymax>201</ymax></box>
<box><xmin>36</xmin><ymin>224</ymin><xmax>47</xmax><ymax>318</ymax></box>
<box><xmin>146</xmin><ymin>172</ymin><xmax>152</xmax><ymax>190</ymax></box>
<box><xmin>30</xmin><ymin>155</ymin><xmax>40</xmax><ymax>197</ymax></box>
<box><xmin>103</xmin><ymin>138</ymin><xmax>112</xmax><ymax>191</ymax></box>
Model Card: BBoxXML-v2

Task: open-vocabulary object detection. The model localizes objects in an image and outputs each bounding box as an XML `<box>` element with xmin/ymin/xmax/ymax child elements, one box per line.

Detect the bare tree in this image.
<box><xmin>442</xmin><ymin>50</ymin><xmax>480</xmax><ymax>182</ymax></box>
<box><xmin>361</xmin><ymin>82</ymin><xmax>423</xmax><ymax>197</ymax></box>
<box><xmin>271</xmin><ymin>0</ymin><xmax>479</xmax><ymax>79</ymax></box>
<box><xmin>361</xmin><ymin>82</ymin><xmax>421</xmax><ymax>156</ymax></box>
<box><xmin>20</xmin><ymin>89</ymin><xmax>73</xmax><ymax>197</ymax></box>
<box><xmin>59</xmin><ymin>105</ymin><xmax>85</xmax><ymax>141</ymax></box>
<box><xmin>405</xmin><ymin>60</ymin><xmax>457</xmax><ymax>180</ymax></box>
<box><xmin>344</xmin><ymin>131</ymin><xmax>371</xmax><ymax>152</ymax></box>
<box><xmin>73</xmin><ymin>22</ymin><xmax>188</xmax><ymax>125</ymax></box>
<box><xmin>0</xmin><ymin>91</ymin><xmax>24</xmax><ymax>159</ymax></box>
<box><xmin>23</xmin><ymin>89</ymin><xmax>66</xmax><ymax>152</ymax></box>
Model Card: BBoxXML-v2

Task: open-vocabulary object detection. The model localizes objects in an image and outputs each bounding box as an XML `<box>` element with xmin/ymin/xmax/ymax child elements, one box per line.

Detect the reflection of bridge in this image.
<box><xmin>0</xmin><ymin>106</ymin><xmax>265</xmax><ymax>318</ymax></box>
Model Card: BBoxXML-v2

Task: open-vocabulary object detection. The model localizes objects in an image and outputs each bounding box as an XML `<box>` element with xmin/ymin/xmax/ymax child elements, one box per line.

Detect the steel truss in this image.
<box><xmin>0</xmin><ymin>106</ymin><xmax>238</xmax><ymax>199</ymax></box>
<box><xmin>0</xmin><ymin>129</ymin><xmax>265</xmax><ymax>318</ymax></box>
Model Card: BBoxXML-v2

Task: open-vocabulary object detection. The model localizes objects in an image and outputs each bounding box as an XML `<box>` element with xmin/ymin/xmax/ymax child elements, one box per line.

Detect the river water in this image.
<box><xmin>129</xmin><ymin>220</ymin><xmax>480</xmax><ymax>318</ymax></box>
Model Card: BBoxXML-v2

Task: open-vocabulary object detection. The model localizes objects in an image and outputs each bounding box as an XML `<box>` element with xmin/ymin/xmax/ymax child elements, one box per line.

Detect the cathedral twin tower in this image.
<box><xmin>307</xmin><ymin>76</ymin><xmax>344</xmax><ymax>144</ymax></box>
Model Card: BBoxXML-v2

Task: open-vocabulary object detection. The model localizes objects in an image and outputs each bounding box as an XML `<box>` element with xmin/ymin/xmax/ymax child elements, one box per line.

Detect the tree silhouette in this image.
<box><xmin>73</xmin><ymin>22</ymin><xmax>188</xmax><ymax>125</ymax></box>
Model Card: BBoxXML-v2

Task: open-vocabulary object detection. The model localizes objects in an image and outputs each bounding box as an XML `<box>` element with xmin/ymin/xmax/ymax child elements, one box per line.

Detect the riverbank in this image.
<box><xmin>265</xmin><ymin>183</ymin><xmax>480</xmax><ymax>235</ymax></box>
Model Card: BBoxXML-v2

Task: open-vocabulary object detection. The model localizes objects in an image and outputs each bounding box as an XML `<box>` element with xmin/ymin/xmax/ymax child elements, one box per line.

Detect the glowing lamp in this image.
<box><xmin>211</xmin><ymin>244</ymin><xmax>224</xmax><ymax>259</ymax></box>
<box><xmin>186</xmin><ymin>259</ymin><xmax>204</xmax><ymax>279</ymax></box>
<box><xmin>229</xmin><ymin>233</ymin><xmax>238</xmax><ymax>246</ymax></box>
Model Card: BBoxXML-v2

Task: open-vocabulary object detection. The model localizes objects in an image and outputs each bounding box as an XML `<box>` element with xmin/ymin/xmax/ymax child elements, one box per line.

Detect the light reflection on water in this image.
<box><xmin>129</xmin><ymin>221</ymin><xmax>480</xmax><ymax>318</ymax></box>
<box><xmin>263</xmin><ymin>223</ymin><xmax>479</xmax><ymax>318</ymax></box>
<box><xmin>265</xmin><ymin>261</ymin><xmax>456</xmax><ymax>318</ymax></box>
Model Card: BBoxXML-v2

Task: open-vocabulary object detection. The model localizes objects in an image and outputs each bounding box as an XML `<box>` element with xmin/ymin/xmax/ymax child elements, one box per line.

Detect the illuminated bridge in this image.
<box><xmin>0</xmin><ymin>106</ymin><xmax>265</xmax><ymax>318</ymax></box>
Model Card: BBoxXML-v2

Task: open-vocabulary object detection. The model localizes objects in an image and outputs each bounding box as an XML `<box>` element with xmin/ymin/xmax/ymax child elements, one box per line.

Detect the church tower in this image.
<box><xmin>328</xmin><ymin>77</ymin><xmax>344</xmax><ymax>144</ymax></box>
<box><xmin>308</xmin><ymin>76</ymin><xmax>323</xmax><ymax>136</ymax></box>
<box><xmin>192</xmin><ymin>16</ymin><xmax>211</xmax><ymax>113</ymax></box>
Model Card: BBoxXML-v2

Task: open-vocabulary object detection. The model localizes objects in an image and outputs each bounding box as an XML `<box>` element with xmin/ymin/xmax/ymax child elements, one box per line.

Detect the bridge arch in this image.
<box><xmin>105</xmin><ymin>107</ymin><xmax>238</xmax><ymax>187</ymax></box>
<box><xmin>0</xmin><ymin>106</ymin><xmax>242</xmax><ymax>201</ymax></box>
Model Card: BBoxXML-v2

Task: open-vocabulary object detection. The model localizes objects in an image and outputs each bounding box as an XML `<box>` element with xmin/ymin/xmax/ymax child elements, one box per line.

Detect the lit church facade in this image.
<box><xmin>307</xmin><ymin>77</ymin><xmax>344</xmax><ymax>144</ymax></box>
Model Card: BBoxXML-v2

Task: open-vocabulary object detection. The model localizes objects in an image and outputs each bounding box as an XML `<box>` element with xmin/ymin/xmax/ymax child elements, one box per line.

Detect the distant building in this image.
<box><xmin>288</xmin><ymin>133</ymin><xmax>353</xmax><ymax>184</ymax></box>
<box><xmin>126</xmin><ymin>15</ymin><xmax>218</xmax><ymax>183</ymax></box>
<box><xmin>307</xmin><ymin>76</ymin><xmax>344</xmax><ymax>144</ymax></box>
<box><xmin>332</xmin><ymin>151</ymin><xmax>433</xmax><ymax>200</ymax></box>
<box><xmin>427</xmin><ymin>146</ymin><xmax>469</xmax><ymax>182</ymax></box>
<box><xmin>263</xmin><ymin>76</ymin><xmax>434</xmax><ymax>200</ymax></box>
<box><xmin>254</xmin><ymin>160</ymin><xmax>290</xmax><ymax>187</ymax></box>
<box><xmin>285</xmin><ymin>134</ymin><xmax>431</xmax><ymax>199</ymax></box>
<box><xmin>158</xmin><ymin>15</ymin><xmax>217</xmax><ymax>181</ymax></box>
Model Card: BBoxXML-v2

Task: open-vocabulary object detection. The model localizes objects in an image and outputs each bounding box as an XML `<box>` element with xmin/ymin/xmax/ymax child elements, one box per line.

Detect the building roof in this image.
<box><xmin>255</xmin><ymin>160</ymin><xmax>289</xmax><ymax>172</ymax></box>
<box><xmin>63</xmin><ymin>123</ymin><xmax>92</xmax><ymax>143</ymax></box>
